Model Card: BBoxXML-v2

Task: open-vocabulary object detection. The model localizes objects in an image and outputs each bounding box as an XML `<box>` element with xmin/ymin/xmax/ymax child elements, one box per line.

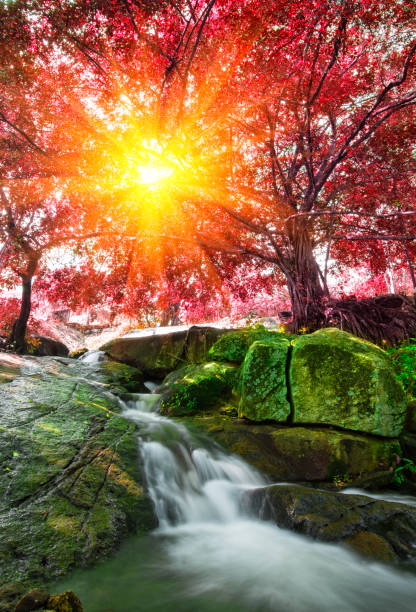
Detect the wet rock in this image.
<box><xmin>101</xmin><ymin>325</ymin><xmax>230</xmax><ymax>377</ymax></box>
<box><xmin>15</xmin><ymin>588</ymin><xmax>49</xmax><ymax>612</ymax></box>
<box><xmin>100</xmin><ymin>360</ymin><xmax>144</xmax><ymax>393</ymax></box>
<box><xmin>290</xmin><ymin>328</ymin><xmax>407</xmax><ymax>436</ymax></box>
<box><xmin>0</xmin><ymin>352</ymin><xmax>22</xmax><ymax>384</ymax></box>
<box><xmin>68</xmin><ymin>348</ymin><xmax>88</xmax><ymax>360</ymax></box>
<box><xmin>245</xmin><ymin>484</ymin><xmax>416</xmax><ymax>563</ymax></box>
<box><xmin>344</xmin><ymin>531</ymin><xmax>396</xmax><ymax>562</ymax></box>
<box><xmin>158</xmin><ymin>362</ymin><xmax>238</xmax><ymax>416</ymax></box>
<box><xmin>30</xmin><ymin>337</ymin><xmax>69</xmax><ymax>357</ymax></box>
<box><xmin>405</xmin><ymin>400</ymin><xmax>416</xmax><ymax>433</ymax></box>
<box><xmin>238</xmin><ymin>337</ymin><xmax>291</xmax><ymax>422</ymax></box>
<box><xmin>0</xmin><ymin>582</ymin><xmax>25</xmax><ymax>612</ymax></box>
<box><xmin>187</xmin><ymin>417</ymin><xmax>401</xmax><ymax>484</ymax></box>
<box><xmin>46</xmin><ymin>590</ymin><xmax>82</xmax><ymax>611</ymax></box>
<box><xmin>0</xmin><ymin>356</ymin><xmax>156</xmax><ymax>591</ymax></box>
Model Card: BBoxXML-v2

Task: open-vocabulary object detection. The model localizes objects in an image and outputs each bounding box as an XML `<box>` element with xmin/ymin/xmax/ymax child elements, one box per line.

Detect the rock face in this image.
<box><xmin>101</xmin><ymin>325</ymin><xmax>231</xmax><ymax>378</ymax></box>
<box><xmin>238</xmin><ymin>337</ymin><xmax>290</xmax><ymax>422</ymax></box>
<box><xmin>290</xmin><ymin>328</ymin><xmax>407</xmax><ymax>437</ymax></box>
<box><xmin>0</xmin><ymin>355</ymin><xmax>156</xmax><ymax>597</ymax></box>
<box><xmin>31</xmin><ymin>336</ymin><xmax>69</xmax><ymax>357</ymax></box>
<box><xmin>46</xmin><ymin>590</ymin><xmax>83</xmax><ymax>611</ymax></box>
<box><xmin>207</xmin><ymin>328</ymin><xmax>274</xmax><ymax>363</ymax></box>
<box><xmin>244</xmin><ymin>484</ymin><xmax>416</xmax><ymax>563</ymax></box>
<box><xmin>186</xmin><ymin>416</ymin><xmax>401</xmax><ymax>484</ymax></box>
<box><xmin>158</xmin><ymin>362</ymin><xmax>238</xmax><ymax>417</ymax></box>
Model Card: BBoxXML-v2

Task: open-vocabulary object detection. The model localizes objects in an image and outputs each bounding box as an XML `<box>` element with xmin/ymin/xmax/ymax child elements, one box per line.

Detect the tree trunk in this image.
<box><xmin>11</xmin><ymin>275</ymin><xmax>33</xmax><ymax>352</ymax></box>
<box><xmin>284</xmin><ymin>227</ymin><xmax>327</xmax><ymax>332</ymax></box>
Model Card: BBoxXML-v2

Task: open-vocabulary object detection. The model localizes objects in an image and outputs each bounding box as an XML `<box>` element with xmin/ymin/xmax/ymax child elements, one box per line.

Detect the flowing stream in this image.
<box><xmin>53</xmin><ymin>388</ymin><xmax>416</xmax><ymax>612</ymax></box>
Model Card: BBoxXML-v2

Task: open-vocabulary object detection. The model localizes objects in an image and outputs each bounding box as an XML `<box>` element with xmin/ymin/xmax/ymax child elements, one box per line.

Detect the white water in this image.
<box><xmin>79</xmin><ymin>350</ymin><xmax>107</xmax><ymax>364</ymax></box>
<box><xmin>120</xmin><ymin>394</ymin><xmax>416</xmax><ymax>612</ymax></box>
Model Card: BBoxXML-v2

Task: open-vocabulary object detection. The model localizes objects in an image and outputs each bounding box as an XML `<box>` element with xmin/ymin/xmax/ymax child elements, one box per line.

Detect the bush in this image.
<box><xmin>388</xmin><ymin>339</ymin><xmax>416</xmax><ymax>398</ymax></box>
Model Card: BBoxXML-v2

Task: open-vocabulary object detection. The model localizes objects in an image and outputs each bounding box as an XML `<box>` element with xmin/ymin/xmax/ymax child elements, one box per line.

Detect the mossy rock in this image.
<box><xmin>245</xmin><ymin>484</ymin><xmax>416</xmax><ymax>564</ymax></box>
<box><xmin>0</xmin><ymin>356</ymin><xmax>156</xmax><ymax>593</ymax></box>
<box><xmin>405</xmin><ymin>400</ymin><xmax>416</xmax><ymax>433</ymax></box>
<box><xmin>101</xmin><ymin>326</ymin><xmax>231</xmax><ymax>378</ymax></box>
<box><xmin>158</xmin><ymin>362</ymin><xmax>238</xmax><ymax>417</ymax></box>
<box><xmin>186</xmin><ymin>416</ymin><xmax>401</xmax><ymax>483</ymax></box>
<box><xmin>344</xmin><ymin>531</ymin><xmax>395</xmax><ymax>562</ymax></box>
<box><xmin>207</xmin><ymin>327</ymin><xmax>276</xmax><ymax>363</ymax></box>
<box><xmin>68</xmin><ymin>348</ymin><xmax>88</xmax><ymax>360</ymax></box>
<box><xmin>46</xmin><ymin>590</ymin><xmax>83</xmax><ymax>611</ymax></box>
<box><xmin>100</xmin><ymin>360</ymin><xmax>144</xmax><ymax>392</ymax></box>
<box><xmin>290</xmin><ymin>328</ymin><xmax>407</xmax><ymax>437</ymax></box>
<box><xmin>238</xmin><ymin>337</ymin><xmax>290</xmax><ymax>422</ymax></box>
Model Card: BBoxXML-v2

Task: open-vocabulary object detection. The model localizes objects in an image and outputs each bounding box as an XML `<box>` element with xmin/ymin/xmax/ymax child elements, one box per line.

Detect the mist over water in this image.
<box><xmin>53</xmin><ymin>389</ymin><xmax>416</xmax><ymax>611</ymax></box>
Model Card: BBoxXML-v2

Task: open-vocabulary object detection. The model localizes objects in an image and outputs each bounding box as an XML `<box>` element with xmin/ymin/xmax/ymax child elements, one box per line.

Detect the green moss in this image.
<box><xmin>238</xmin><ymin>337</ymin><xmax>291</xmax><ymax>422</ymax></box>
<box><xmin>208</xmin><ymin>327</ymin><xmax>287</xmax><ymax>363</ymax></box>
<box><xmin>387</xmin><ymin>339</ymin><xmax>416</xmax><ymax>398</ymax></box>
<box><xmin>159</xmin><ymin>362</ymin><xmax>238</xmax><ymax>416</ymax></box>
<box><xmin>290</xmin><ymin>328</ymin><xmax>407</xmax><ymax>437</ymax></box>
<box><xmin>0</xmin><ymin>360</ymin><xmax>156</xmax><ymax>592</ymax></box>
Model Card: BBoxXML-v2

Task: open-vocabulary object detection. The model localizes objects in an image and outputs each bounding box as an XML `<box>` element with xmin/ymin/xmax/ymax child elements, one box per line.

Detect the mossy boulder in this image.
<box><xmin>207</xmin><ymin>327</ymin><xmax>284</xmax><ymax>363</ymax></box>
<box><xmin>158</xmin><ymin>362</ymin><xmax>238</xmax><ymax>417</ymax></box>
<box><xmin>238</xmin><ymin>337</ymin><xmax>290</xmax><ymax>422</ymax></box>
<box><xmin>245</xmin><ymin>484</ymin><xmax>416</xmax><ymax>563</ymax></box>
<box><xmin>0</xmin><ymin>356</ymin><xmax>156</xmax><ymax>597</ymax></box>
<box><xmin>46</xmin><ymin>590</ymin><xmax>83</xmax><ymax>611</ymax></box>
<box><xmin>100</xmin><ymin>360</ymin><xmax>144</xmax><ymax>393</ymax></box>
<box><xmin>101</xmin><ymin>326</ymin><xmax>231</xmax><ymax>378</ymax></box>
<box><xmin>185</xmin><ymin>416</ymin><xmax>400</xmax><ymax>484</ymax></box>
<box><xmin>290</xmin><ymin>328</ymin><xmax>407</xmax><ymax>437</ymax></box>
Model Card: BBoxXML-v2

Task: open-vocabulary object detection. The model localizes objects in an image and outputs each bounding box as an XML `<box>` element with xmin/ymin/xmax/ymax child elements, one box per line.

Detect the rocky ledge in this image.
<box><xmin>0</xmin><ymin>354</ymin><xmax>155</xmax><ymax>611</ymax></box>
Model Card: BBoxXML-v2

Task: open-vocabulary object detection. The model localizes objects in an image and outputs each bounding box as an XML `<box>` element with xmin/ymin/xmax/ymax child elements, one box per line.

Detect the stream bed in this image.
<box><xmin>52</xmin><ymin>391</ymin><xmax>416</xmax><ymax>612</ymax></box>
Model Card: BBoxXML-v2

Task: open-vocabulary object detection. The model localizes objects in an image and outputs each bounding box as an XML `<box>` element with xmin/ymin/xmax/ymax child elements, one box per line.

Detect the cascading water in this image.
<box><xmin>120</xmin><ymin>393</ymin><xmax>416</xmax><ymax>612</ymax></box>
<box><xmin>53</xmin><ymin>383</ymin><xmax>416</xmax><ymax>611</ymax></box>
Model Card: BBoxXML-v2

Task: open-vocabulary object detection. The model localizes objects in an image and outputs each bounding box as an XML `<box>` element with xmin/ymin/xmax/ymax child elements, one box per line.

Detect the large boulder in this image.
<box><xmin>207</xmin><ymin>328</ymin><xmax>273</xmax><ymax>363</ymax></box>
<box><xmin>158</xmin><ymin>362</ymin><xmax>238</xmax><ymax>417</ymax></box>
<box><xmin>185</xmin><ymin>416</ymin><xmax>400</xmax><ymax>484</ymax></box>
<box><xmin>290</xmin><ymin>328</ymin><xmax>407</xmax><ymax>437</ymax></box>
<box><xmin>0</xmin><ymin>356</ymin><xmax>156</xmax><ymax>596</ymax></box>
<box><xmin>101</xmin><ymin>325</ymin><xmax>231</xmax><ymax>378</ymax></box>
<box><xmin>238</xmin><ymin>337</ymin><xmax>291</xmax><ymax>422</ymax></box>
<box><xmin>244</xmin><ymin>484</ymin><xmax>416</xmax><ymax>563</ymax></box>
<box><xmin>30</xmin><ymin>336</ymin><xmax>69</xmax><ymax>357</ymax></box>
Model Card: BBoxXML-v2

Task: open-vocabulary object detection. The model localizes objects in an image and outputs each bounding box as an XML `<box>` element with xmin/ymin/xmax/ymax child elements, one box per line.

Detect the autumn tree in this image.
<box><xmin>2</xmin><ymin>0</ymin><xmax>416</xmax><ymax>343</ymax></box>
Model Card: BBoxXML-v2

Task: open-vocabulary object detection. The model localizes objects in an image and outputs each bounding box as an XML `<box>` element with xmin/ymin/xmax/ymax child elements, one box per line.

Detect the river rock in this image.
<box><xmin>0</xmin><ymin>583</ymin><xmax>26</xmax><ymax>612</ymax></box>
<box><xmin>244</xmin><ymin>484</ymin><xmax>416</xmax><ymax>563</ymax></box>
<box><xmin>158</xmin><ymin>362</ymin><xmax>238</xmax><ymax>416</ymax></box>
<box><xmin>208</xmin><ymin>328</ymin><xmax>273</xmax><ymax>363</ymax></box>
<box><xmin>46</xmin><ymin>590</ymin><xmax>82</xmax><ymax>611</ymax></box>
<box><xmin>290</xmin><ymin>328</ymin><xmax>407</xmax><ymax>436</ymax></box>
<box><xmin>15</xmin><ymin>588</ymin><xmax>49</xmax><ymax>612</ymax></box>
<box><xmin>0</xmin><ymin>353</ymin><xmax>22</xmax><ymax>383</ymax></box>
<box><xmin>30</xmin><ymin>337</ymin><xmax>69</xmax><ymax>357</ymax></box>
<box><xmin>0</xmin><ymin>354</ymin><xmax>156</xmax><ymax>593</ymax></box>
<box><xmin>186</xmin><ymin>416</ymin><xmax>401</xmax><ymax>484</ymax></box>
<box><xmin>238</xmin><ymin>337</ymin><xmax>290</xmax><ymax>422</ymax></box>
<box><xmin>101</xmin><ymin>325</ymin><xmax>231</xmax><ymax>378</ymax></box>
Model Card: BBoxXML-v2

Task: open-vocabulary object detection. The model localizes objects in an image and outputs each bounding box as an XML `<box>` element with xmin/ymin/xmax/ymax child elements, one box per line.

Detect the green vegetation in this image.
<box><xmin>387</xmin><ymin>339</ymin><xmax>416</xmax><ymax>398</ymax></box>
<box><xmin>392</xmin><ymin>457</ymin><xmax>416</xmax><ymax>485</ymax></box>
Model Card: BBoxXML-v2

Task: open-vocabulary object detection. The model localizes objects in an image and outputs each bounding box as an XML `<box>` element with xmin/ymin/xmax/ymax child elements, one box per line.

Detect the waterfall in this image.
<box><xmin>116</xmin><ymin>392</ymin><xmax>416</xmax><ymax>612</ymax></box>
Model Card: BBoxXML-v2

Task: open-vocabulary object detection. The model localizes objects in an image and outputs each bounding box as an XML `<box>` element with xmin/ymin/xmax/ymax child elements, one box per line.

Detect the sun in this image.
<box><xmin>137</xmin><ymin>163</ymin><xmax>174</xmax><ymax>187</ymax></box>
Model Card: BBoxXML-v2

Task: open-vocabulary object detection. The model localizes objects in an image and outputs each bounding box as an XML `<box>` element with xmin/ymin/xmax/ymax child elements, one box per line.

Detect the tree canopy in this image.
<box><xmin>1</xmin><ymin>0</ymin><xmax>416</xmax><ymax>347</ymax></box>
